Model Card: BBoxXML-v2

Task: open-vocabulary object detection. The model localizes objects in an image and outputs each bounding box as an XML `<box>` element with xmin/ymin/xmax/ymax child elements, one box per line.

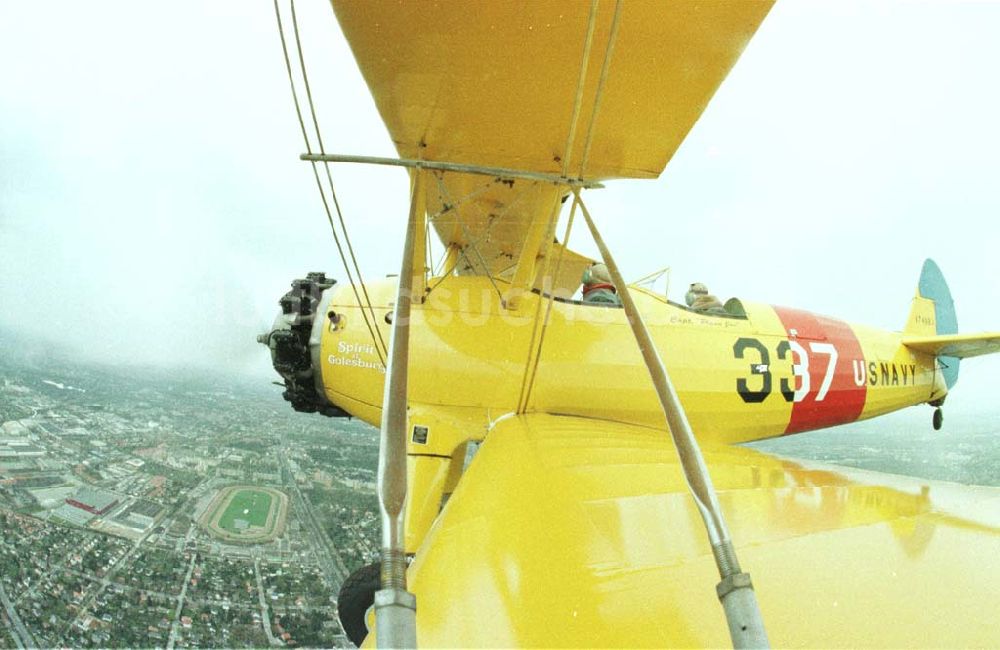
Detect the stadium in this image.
<box><xmin>199</xmin><ymin>485</ymin><xmax>288</xmax><ymax>544</ymax></box>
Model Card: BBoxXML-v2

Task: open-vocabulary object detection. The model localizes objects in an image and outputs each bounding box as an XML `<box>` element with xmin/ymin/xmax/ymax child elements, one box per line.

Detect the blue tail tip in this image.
<box><xmin>918</xmin><ymin>258</ymin><xmax>960</xmax><ymax>389</ymax></box>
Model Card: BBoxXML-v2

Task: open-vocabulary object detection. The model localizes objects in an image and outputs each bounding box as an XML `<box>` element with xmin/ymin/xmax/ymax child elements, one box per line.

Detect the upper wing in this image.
<box><xmin>331</xmin><ymin>1</ymin><xmax>774</xmax><ymax>181</ymax></box>
<box><xmin>399</xmin><ymin>414</ymin><xmax>999</xmax><ymax>647</ymax></box>
<box><xmin>904</xmin><ymin>332</ymin><xmax>1000</xmax><ymax>359</ymax></box>
<box><xmin>331</xmin><ymin>2</ymin><xmax>774</xmax><ymax>288</ymax></box>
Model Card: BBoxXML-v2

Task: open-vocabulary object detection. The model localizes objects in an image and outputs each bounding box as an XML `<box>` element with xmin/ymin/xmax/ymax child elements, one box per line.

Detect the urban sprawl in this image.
<box><xmin>0</xmin><ymin>337</ymin><xmax>379</xmax><ymax>648</ymax></box>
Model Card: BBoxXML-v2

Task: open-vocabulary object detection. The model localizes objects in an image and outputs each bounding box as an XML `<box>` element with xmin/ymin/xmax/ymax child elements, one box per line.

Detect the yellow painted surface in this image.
<box><xmin>904</xmin><ymin>294</ymin><xmax>938</xmax><ymax>336</ymax></box>
<box><xmin>318</xmin><ymin>274</ymin><xmax>974</xmax><ymax>571</ymax></box>
<box><xmin>403</xmin><ymin>404</ymin><xmax>491</xmax><ymax>551</ymax></box>
<box><xmin>302</xmin><ymin>4</ymin><xmax>1000</xmax><ymax>646</ymax></box>
<box><xmin>853</xmin><ymin>322</ymin><xmax>936</xmax><ymax>421</ymax></box>
<box><xmin>397</xmin><ymin>414</ymin><xmax>1000</xmax><ymax>648</ymax></box>
<box><xmin>330</xmin><ymin>1</ymin><xmax>775</xmax><ymax>180</ymax></box>
<box><xmin>330</xmin><ymin>1</ymin><xmax>775</xmax><ymax>284</ymax></box>
<box><xmin>318</xmin><ymin>276</ymin><xmax>936</xmax><ymax>444</ymax></box>
<box><xmin>404</xmin><ymin>455</ymin><xmax>451</xmax><ymax>553</ymax></box>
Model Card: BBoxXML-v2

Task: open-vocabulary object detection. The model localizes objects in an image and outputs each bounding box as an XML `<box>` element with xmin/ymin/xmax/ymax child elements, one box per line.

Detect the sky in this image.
<box><xmin>1</xmin><ymin>1</ymin><xmax>998</xmax><ymax>411</ymax></box>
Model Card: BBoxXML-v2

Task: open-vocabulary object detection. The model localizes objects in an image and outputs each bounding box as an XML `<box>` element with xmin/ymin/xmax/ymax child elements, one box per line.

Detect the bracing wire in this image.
<box><xmin>273</xmin><ymin>0</ymin><xmax>385</xmax><ymax>367</ymax></box>
<box><xmin>423</xmin><ymin>176</ymin><xmax>502</xmax><ymax>282</ymax></box>
<box><xmin>288</xmin><ymin>0</ymin><xmax>389</xmax><ymax>359</ymax></box>
<box><xmin>515</xmin><ymin>196</ymin><xmax>563</xmax><ymax>414</ymax></box>
<box><xmin>560</xmin><ymin>0</ymin><xmax>600</xmax><ymax>178</ymax></box>
<box><xmin>426</xmin><ymin>180</ymin><xmax>530</xmax><ymax>293</ymax></box>
<box><xmin>431</xmin><ymin>173</ymin><xmax>505</xmax><ymax>299</ymax></box>
<box><xmin>521</xmin><ymin>196</ymin><xmax>578</xmax><ymax>410</ymax></box>
<box><xmin>578</xmin><ymin>0</ymin><xmax>623</xmax><ymax>178</ymax></box>
<box><xmin>425</xmin><ymin>215</ymin><xmax>433</xmax><ymax>288</ymax></box>
<box><xmin>427</xmin><ymin>177</ymin><xmax>501</xmax><ymax>223</ymax></box>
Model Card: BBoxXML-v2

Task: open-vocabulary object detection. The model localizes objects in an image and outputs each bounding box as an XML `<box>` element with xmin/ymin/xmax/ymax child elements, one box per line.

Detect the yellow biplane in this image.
<box><xmin>261</xmin><ymin>1</ymin><xmax>1000</xmax><ymax>647</ymax></box>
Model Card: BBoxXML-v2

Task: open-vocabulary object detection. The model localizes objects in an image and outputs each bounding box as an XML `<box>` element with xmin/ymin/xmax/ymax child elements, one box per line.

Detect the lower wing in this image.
<box><xmin>399</xmin><ymin>413</ymin><xmax>1000</xmax><ymax>647</ymax></box>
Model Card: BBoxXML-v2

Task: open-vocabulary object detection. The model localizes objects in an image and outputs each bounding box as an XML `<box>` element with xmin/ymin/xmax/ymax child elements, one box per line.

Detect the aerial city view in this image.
<box><xmin>0</xmin><ymin>331</ymin><xmax>378</xmax><ymax>648</ymax></box>
<box><xmin>3</xmin><ymin>0</ymin><xmax>1000</xmax><ymax>648</ymax></box>
<box><xmin>3</xmin><ymin>326</ymin><xmax>998</xmax><ymax>649</ymax></box>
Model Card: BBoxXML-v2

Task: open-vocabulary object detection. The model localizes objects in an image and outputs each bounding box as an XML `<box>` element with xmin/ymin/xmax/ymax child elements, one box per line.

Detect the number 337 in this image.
<box><xmin>733</xmin><ymin>337</ymin><xmax>838</xmax><ymax>404</ymax></box>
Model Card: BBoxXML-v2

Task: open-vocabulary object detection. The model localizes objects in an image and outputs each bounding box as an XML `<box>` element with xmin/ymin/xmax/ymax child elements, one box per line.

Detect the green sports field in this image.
<box><xmin>217</xmin><ymin>489</ymin><xmax>273</xmax><ymax>533</ymax></box>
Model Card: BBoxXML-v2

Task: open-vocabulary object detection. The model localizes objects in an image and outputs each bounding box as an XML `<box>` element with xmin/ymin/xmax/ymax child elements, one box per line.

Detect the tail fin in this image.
<box><xmin>904</xmin><ymin>259</ymin><xmax>959</xmax><ymax>388</ymax></box>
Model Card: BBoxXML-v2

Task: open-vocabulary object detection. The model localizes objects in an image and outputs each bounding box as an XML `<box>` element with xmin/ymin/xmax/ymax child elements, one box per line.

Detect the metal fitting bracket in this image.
<box><xmin>716</xmin><ymin>572</ymin><xmax>754</xmax><ymax>601</ymax></box>
<box><xmin>374</xmin><ymin>588</ymin><xmax>417</xmax><ymax>611</ymax></box>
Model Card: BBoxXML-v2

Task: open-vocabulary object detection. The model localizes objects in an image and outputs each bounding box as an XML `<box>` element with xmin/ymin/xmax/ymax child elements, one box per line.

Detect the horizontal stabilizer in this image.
<box><xmin>903</xmin><ymin>332</ymin><xmax>1000</xmax><ymax>359</ymax></box>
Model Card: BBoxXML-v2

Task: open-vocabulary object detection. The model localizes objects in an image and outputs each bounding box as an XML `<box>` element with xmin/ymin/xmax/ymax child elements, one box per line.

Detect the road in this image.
<box><xmin>57</xmin><ymin>476</ymin><xmax>208</xmax><ymax>640</ymax></box>
<box><xmin>253</xmin><ymin>555</ymin><xmax>284</xmax><ymax>647</ymax></box>
<box><xmin>165</xmin><ymin>549</ymin><xmax>198</xmax><ymax>650</ymax></box>
<box><xmin>278</xmin><ymin>449</ymin><xmax>349</xmax><ymax>587</ymax></box>
<box><xmin>0</xmin><ymin>581</ymin><xmax>37</xmax><ymax>649</ymax></box>
<box><xmin>62</xmin><ymin>519</ymin><xmax>160</xmax><ymax>637</ymax></box>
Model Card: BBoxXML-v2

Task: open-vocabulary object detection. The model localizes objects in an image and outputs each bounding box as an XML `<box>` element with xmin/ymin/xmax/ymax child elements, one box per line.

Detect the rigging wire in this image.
<box><xmin>427</xmin><ymin>177</ymin><xmax>501</xmax><ymax>223</ymax></box>
<box><xmin>419</xmin><ymin>178</ymin><xmax>519</xmax><ymax>278</ymax></box>
<box><xmin>272</xmin><ymin>1</ymin><xmax>313</xmax><ymax>153</ymax></box>
<box><xmin>424</xmin><ymin>175</ymin><xmax>503</xmax><ymax>281</ymax></box>
<box><xmin>280</xmin><ymin>0</ymin><xmax>388</xmax><ymax>363</ymax></box>
<box><xmin>431</xmin><ymin>173</ymin><xmax>506</xmax><ymax>299</ymax></box>
<box><xmin>432</xmin><ymin>245</ymin><xmax>450</xmax><ymax>278</ymax></box>
<box><xmin>427</xmin><ymin>181</ymin><xmax>531</xmax><ymax>292</ymax></box>
<box><xmin>515</xmin><ymin>196</ymin><xmax>563</xmax><ymax>414</ymax></box>
<box><xmin>521</xmin><ymin>196</ymin><xmax>579</xmax><ymax>410</ymax></box>
<box><xmin>560</xmin><ymin>0</ymin><xmax>600</xmax><ymax>178</ymax></box>
<box><xmin>514</xmin><ymin>0</ymin><xmax>610</xmax><ymax>409</ymax></box>
<box><xmin>578</xmin><ymin>0</ymin><xmax>623</xmax><ymax>178</ymax></box>
<box><xmin>425</xmin><ymin>212</ymin><xmax>433</xmax><ymax>289</ymax></box>
<box><xmin>425</xmin><ymin>227</ymin><xmax>491</xmax><ymax>292</ymax></box>
<box><xmin>273</xmin><ymin>0</ymin><xmax>384</xmax><ymax>366</ymax></box>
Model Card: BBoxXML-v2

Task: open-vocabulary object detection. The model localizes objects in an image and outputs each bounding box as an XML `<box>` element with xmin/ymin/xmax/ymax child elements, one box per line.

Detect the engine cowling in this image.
<box><xmin>258</xmin><ymin>272</ymin><xmax>348</xmax><ymax>417</ymax></box>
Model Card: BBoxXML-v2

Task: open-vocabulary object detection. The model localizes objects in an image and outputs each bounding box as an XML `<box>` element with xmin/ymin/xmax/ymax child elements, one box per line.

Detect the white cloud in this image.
<box><xmin>1</xmin><ymin>1</ymin><xmax>997</xmax><ymax>403</ymax></box>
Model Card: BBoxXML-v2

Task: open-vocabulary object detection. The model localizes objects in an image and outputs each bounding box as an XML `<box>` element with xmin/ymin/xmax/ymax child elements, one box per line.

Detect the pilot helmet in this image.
<box><xmin>685</xmin><ymin>282</ymin><xmax>709</xmax><ymax>306</ymax></box>
<box><xmin>583</xmin><ymin>263</ymin><xmax>612</xmax><ymax>285</ymax></box>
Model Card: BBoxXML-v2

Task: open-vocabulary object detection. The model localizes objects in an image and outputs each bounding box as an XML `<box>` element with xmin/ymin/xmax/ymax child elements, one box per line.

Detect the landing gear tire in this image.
<box><xmin>933</xmin><ymin>407</ymin><xmax>943</xmax><ymax>431</ymax></box>
<box><xmin>337</xmin><ymin>562</ymin><xmax>380</xmax><ymax>647</ymax></box>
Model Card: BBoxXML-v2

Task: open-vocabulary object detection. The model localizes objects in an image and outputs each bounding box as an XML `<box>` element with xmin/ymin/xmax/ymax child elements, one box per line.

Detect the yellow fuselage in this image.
<box><xmin>318</xmin><ymin>276</ymin><xmax>945</xmax><ymax>444</ymax></box>
<box><xmin>308</xmin><ymin>276</ymin><xmax>1000</xmax><ymax>649</ymax></box>
<box><xmin>315</xmin><ymin>275</ymin><xmax>947</xmax><ymax>552</ymax></box>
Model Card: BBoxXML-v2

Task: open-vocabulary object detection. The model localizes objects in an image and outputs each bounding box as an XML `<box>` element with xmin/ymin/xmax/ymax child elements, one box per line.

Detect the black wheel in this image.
<box><xmin>933</xmin><ymin>407</ymin><xmax>943</xmax><ymax>431</ymax></box>
<box><xmin>338</xmin><ymin>562</ymin><xmax>381</xmax><ymax>647</ymax></box>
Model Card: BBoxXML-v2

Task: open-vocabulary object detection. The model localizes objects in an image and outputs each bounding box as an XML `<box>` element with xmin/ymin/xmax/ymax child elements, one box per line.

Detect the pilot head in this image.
<box><xmin>582</xmin><ymin>263</ymin><xmax>612</xmax><ymax>287</ymax></box>
<box><xmin>685</xmin><ymin>282</ymin><xmax>709</xmax><ymax>307</ymax></box>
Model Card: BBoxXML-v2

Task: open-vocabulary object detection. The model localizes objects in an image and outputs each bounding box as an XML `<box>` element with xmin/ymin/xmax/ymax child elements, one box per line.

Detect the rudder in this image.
<box><xmin>904</xmin><ymin>259</ymin><xmax>959</xmax><ymax>388</ymax></box>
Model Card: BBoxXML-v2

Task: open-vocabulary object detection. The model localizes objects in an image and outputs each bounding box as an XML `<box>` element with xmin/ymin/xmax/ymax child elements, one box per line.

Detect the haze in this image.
<box><xmin>1</xmin><ymin>1</ymin><xmax>998</xmax><ymax>412</ymax></box>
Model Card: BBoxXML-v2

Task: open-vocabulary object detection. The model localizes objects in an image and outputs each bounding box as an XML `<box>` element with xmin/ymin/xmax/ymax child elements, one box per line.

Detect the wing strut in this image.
<box><xmin>575</xmin><ymin>190</ymin><xmax>770</xmax><ymax>649</ymax></box>
<box><xmin>374</xmin><ymin>173</ymin><xmax>425</xmax><ymax>649</ymax></box>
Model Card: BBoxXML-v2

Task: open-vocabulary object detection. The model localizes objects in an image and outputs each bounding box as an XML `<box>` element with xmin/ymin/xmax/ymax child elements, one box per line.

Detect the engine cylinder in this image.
<box><xmin>258</xmin><ymin>272</ymin><xmax>348</xmax><ymax>417</ymax></box>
